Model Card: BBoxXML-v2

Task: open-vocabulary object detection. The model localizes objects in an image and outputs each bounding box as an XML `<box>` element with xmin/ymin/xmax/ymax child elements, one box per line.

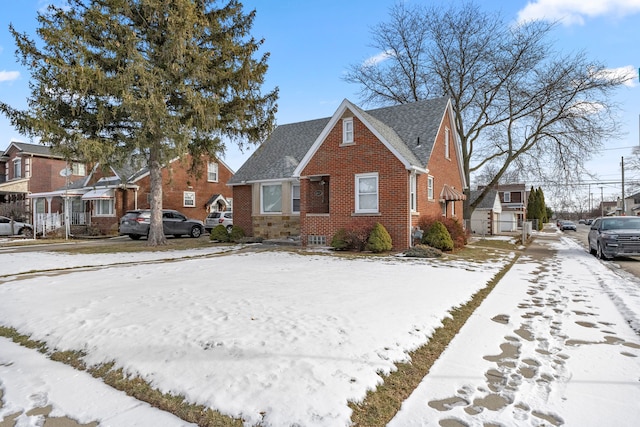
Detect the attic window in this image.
<box><xmin>207</xmin><ymin>162</ymin><xmax>218</xmax><ymax>182</ymax></box>
<box><xmin>444</xmin><ymin>128</ymin><xmax>451</xmax><ymax>159</ymax></box>
<box><xmin>71</xmin><ymin>162</ymin><xmax>86</xmax><ymax>176</ymax></box>
<box><xmin>343</xmin><ymin>118</ymin><xmax>354</xmax><ymax>144</ymax></box>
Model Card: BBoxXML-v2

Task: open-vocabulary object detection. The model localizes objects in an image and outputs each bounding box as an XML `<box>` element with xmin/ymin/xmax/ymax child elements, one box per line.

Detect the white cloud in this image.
<box><xmin>0</xmin><ymin>71</ymin><xmax>20</xmax><ymax>82</ymax></box>
<box><xmin>362</xmin><ymin>49</ymin><xmax>395</xmax><ymax>67</ymax></box>
<box><xmin>517</xmin><ymin>0</ymin><xmax>640</xmax><ymax>25</ymax></box>
<box><xmin>593</xmin><ymin>65</ymin><xmax>638</xmax><ymax>87</ymax></box>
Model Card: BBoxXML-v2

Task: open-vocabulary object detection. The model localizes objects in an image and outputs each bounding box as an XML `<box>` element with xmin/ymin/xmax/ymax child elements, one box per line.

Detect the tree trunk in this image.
<box><xmin>147</xmin><ymin>145</ymin><xmax>166</xmax><ymax>246</ymax></box>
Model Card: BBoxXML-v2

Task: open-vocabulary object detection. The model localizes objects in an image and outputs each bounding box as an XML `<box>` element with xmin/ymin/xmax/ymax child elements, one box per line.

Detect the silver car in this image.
<box><xmin>588</xmin><ymin>216</ymin><xmax>640</xmax><ymax>259</ymax></box>
<box><xmin>204</xmin><ymin>211</ymin><xmax>233</xmax><ymax>232</ymax></box>
<box><xmin>0</xmin><ymin>216</ymin><xmax>33</xmax><ymax>237</ymax></box>
<box><xmin>119</xmin><ymin>209</ymin><xmax>204</xmax><ymax>240</ymax></box>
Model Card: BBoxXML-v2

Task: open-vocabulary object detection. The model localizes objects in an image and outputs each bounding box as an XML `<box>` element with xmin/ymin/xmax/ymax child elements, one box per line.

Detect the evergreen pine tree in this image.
<box><xmin>0</xmin><ymin>0</ymin><xmax>277</xmax><ymax>245</ymax></box>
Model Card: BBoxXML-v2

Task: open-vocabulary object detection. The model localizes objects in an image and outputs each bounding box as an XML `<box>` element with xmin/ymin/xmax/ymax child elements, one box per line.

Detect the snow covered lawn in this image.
<box><xmin>0</xmin><ymin>247</ymin><xmax>509</xmax><ymax>426</ymax></box>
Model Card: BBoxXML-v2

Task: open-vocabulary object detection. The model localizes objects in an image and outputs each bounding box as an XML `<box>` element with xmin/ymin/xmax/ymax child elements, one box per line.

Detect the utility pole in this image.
<box><xmin>622</xmin><ymin>156</ymin><xmax>626</xmax><ymax>215</ymax></box>
<box><xmin>600</xmin><ymin>186</ymin><xmax>604</xmax><ymax>217</ymax></box>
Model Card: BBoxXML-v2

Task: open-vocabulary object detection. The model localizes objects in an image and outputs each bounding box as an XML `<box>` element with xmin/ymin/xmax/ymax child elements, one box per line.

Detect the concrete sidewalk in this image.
<box><xmin>389</xmin><ymin>229</ymin><xmax>640</xmax><ymax>426</ymax></box>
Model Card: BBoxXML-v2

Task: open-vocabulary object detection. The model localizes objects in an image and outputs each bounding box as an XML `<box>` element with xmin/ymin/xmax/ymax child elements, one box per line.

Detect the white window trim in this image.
<box><xmin>13</xmin><ymin>158</ymin><xmax>21</xmax><ymax>179</ymax></box>
<box><xmin>207</xmin><ymin>162</ymin><xmax>219</xmax><ymax>182</ymax></box>
<box><xmin>503</xmin><ymin>192</ymin><xmax>511</xmax><ymax>203</ymax></box>
<box><xmin>261</xmin><ymin>183</ymin><xmax>282</xmax><ymax>214</ymax></box>
<box><xmin>183</xmin><ymin>191</ymin><xmax>196</xmax><ymax>207</ymax></box>
<box><xmin>410</xmin><ymin>173</ymin><xmax>417</xmax><ymax>212</ymax></box>
<box><xmin>444</xmin><ymin>127</ymin><xmax>451</xmax><ymax>159</ymax></box>
<box><xmin>428</xmin><ymin>176</ymin><xmax>434</xmax><ymax>200</ymax></box>
<box><xmin>291</xmin><ymin>183</ymin><xmax>301</xmax><ymax>214</ymax></box>
<box><xmin>72</xmin><ymin>162</ymin><xmax>86</xmax><ymax>176</ymax></box>
<box><xmin>342</xmin><ymin>118</ymin><xmax>354</xmax><ymax>144</ymax></box>
<box><xmin>355</xmin><ymin>172</ymin><xmax>379</xmax><ymax>213</ymax></box>
<box><xmin>94</xmin><ymin>199</ymin><xmax>115</xmax><ymax>217</ymax></box>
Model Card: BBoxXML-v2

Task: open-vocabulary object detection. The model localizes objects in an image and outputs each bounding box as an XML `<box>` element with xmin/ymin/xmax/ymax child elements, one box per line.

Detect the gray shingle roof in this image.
<box><xmin>228</xmin><ymin>97</ymin><xmax>450</xmax><ymax>184</ymax></box>
<box><xmin>470</xmin><ymin>189</ymin><xmax>499</xmax><ymax>210</ymax></box>
<box><xmin>3</xmin><ymin>141</ymin><xmax>59</xmax><ymax>158</ymax></box>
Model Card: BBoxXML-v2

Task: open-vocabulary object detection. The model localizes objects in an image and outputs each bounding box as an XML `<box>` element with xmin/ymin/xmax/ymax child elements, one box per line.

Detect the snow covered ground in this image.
<box><xmin>0</xmin><ymin>232</ymin><xmax>638</xmax><ymax>426</ymax></box>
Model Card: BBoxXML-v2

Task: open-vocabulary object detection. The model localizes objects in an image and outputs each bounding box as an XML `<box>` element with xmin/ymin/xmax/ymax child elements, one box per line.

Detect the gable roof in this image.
<box><xmin>228</xmin><ymin>97</ymin><xmax>453</xmax><ymax>185</ymax></box>
<box><xmin>470</xmin><ymin>189</ymin><xmax>499</xmax><ymax>210</ymax></box>
<box><xmin>2</xmin><ymin>141</ymin><xmax>60</xmax><ymax>159</ymax></box>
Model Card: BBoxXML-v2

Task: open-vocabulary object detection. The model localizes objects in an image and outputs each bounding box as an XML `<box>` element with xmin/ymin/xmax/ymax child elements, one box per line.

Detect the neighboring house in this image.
<box><xmin>0</xmin><ymin>141</ymin><xmax>88</xmax><ymax>222</ymax></box>
<box><xmin>28</xmin><ymin>155</ymin><xmax>234</xmax><ymax>235</ymax></box>
<box><xmin>469</xmin><ymin>189</ymin><xmax>502</xmax><ymax>236</ymax></box>
<box><xmin>228</xmin><ymin>97</ymin><xmax>467</xmax><ymax>250</ymax></box>
<box><xmin>478</xmin><ymin>183</ymin><xmax>528</xmax><ymax>232</ymax></box>
<box><xmin>597</xmin><ymin>200</ymin><xmax>619</xmax><ymax>217</ymax></box>
<box><xmin>619</xmin><ymin>192</ymin><xmax>640</xmax><ymax>216</ymax></box>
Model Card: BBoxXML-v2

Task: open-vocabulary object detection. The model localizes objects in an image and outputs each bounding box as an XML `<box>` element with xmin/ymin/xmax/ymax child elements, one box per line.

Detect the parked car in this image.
<box><xmin>0</xmin><ymin>216</ymin><xmax>33</xmax><ymax>237</ymax></box>
<box><xmin>204</xmin><ymin>211</ymin><xmax>233</xmax><ymax>232</ymax></box>
<box><xmin>119</xmin><ymin>209</ymin><xmax>204</xmax><ymax>240</ymax></box>
<box><xmin>560</xmin><ymin>221</ymin><xmax>577</xmax><ymax>231</ymax></box>
<box><xmin>588</xmin><ymin>216</ymin><xmax>640</xmax><ymax>259</ymax></box>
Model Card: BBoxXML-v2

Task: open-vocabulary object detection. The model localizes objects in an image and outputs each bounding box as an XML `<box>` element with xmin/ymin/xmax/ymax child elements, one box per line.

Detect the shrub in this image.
<box><xmin>331</xmin><ymin>226</ymin><xmax>372</xmax><ymax>251</ymax></box>
<box><xmin>367</xmin><ymin>222</ymin><xmax>392</xmax><ymax>253</ymax></box>
<box><xmin>209</xmin><ymin>224</ymin><xmax>230</xmax><ymax>242</ymax></box>
<box><xmin>422</xmin><ymin>220</ymin><xmax>454</xmax><ymax>251</ymax></box>
<box><xmin>229</xmin><ymin>225</ymin><xmax>245</xmax><ymax>242</ymax></box>
<box><xmin>418</xmin><ymin>216</ymin><xmax>468</xmax><ymax>250</ymax></box>
<box><xmin>403</xmin><ymin>244</ymin><xmax>443</xmax><ymax>258</ymax></box>
<box><xmin>330</xmin><ymin>228</ymin><xmax>349</xmax><ymax>251</ymax></box>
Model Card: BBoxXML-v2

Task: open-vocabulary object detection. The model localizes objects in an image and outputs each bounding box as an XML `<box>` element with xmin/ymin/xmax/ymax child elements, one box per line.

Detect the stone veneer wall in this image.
<box><xmin>252</xmin><ymin>215</ymin><xmax>300</xmax><ymax>239</ymax></box>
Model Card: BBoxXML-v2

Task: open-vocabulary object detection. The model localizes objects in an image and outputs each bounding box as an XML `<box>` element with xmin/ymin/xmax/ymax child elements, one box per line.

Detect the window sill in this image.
<box><xmin>306</xmin><ymin>213</ymin><xmax>329</xmax><ymax>217</ymax></box>
<box><xmin>340</xmin><ymin>142</ymin><xmax>355</xmax><ymax>147</ymax></box>
<box><xmin>352</xmin><ymin>212</ymin><xmax>382</xmax><ymax>217</ymax></box>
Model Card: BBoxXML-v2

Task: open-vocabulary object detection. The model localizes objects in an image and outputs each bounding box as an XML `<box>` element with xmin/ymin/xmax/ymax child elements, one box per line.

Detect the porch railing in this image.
<box><xmin>35</xmin><ymin>212</ymin><xmax>90</xmax><ymax>234</ymax></box>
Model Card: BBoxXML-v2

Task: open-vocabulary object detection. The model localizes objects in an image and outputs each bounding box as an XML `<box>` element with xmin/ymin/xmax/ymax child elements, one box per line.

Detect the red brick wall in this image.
<box><xmin>300</xmin><ymin>114</ymin><xmax>412</xmax><ymax>250</ymax></box>
<box><xmin>414</xmin><ymin>109</ymin><xmax>465</xmax><ymax>224</ymax></box>
<box><xmin>232</xmin><ymin>185</ymin><xmax>253</xmax><ymax>235</ymax></box>
<box><xmin>130</xmin><ymin>155</ymin><xmax>233</xmax><ymax>222</ymax></box>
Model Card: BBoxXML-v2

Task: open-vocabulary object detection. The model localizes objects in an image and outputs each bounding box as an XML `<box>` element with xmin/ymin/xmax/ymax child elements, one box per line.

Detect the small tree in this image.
<box><xmin>367</xmin><ymin>222</ymin><xmax>392</xmax><ymax>253</ymax></box>
<box><xmin>422</xmin><ymin>221</ymin><xmax>454</xmax><ymax>251</ymax></box>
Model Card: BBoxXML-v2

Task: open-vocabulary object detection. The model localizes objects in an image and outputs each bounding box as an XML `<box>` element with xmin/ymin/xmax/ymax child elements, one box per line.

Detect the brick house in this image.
<box><xmin>0</xmin><ymin>139</ymin><xmax>234</xmax><ymax>235</ymax></box>
<box><xmin>228</xmin><ymin>97</ymin><xmax>467</xmax><ymax>250</ymax></box>
<box><xmin>0</xmin><ymin>141</ymin><xmax>89</xmax><ymax>221</ymax></box>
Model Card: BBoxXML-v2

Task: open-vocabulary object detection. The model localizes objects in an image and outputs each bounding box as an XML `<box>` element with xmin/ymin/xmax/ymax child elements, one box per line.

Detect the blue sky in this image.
<box><xmin>1</xmin><ymin>0</ymin><xmax>639</xmax><ymax>204</ymax></box>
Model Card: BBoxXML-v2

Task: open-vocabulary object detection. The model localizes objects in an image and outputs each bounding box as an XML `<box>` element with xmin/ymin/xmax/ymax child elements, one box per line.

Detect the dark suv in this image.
<box><xmin>119</xmin><ymin>209</ymin><xmax>205</xmax><ymax>240</ymax></box>
<box><xmin>588</xmin><ymin>216</ymin><xmax>640</xmax><ymax>259</ymax></box>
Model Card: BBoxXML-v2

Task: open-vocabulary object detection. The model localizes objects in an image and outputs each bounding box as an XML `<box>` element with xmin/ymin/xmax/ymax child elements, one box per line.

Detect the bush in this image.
<box><xmin>330</xmin><ymin>228</ymin><xmax>349</xmax><ymax>251</ymax></box>
<box><xmin>422</xmin><ymin>220</ymin><xmax>454</xmax><ymax>251</ymax></box>
<box><xmin>418</xmin><ymin>216</ymin><xmax>467</xmax><ymax>250</ymax></box>
<box><xmin>331</xmin><ymin>226</ymin><xmax>372</xmax><ymax>251</ymax></box>
<box><xmin>229</xmin><ymin>225</ymin><xmax>245</xmax><ymax>242</ymax></box>
<box><xmin>403</xmin><ymin>244</ymin><xmax>443</xmax><ymax>258</ymax></box>
<box><xmin>367</xmin><ymin>222</ymin><xmax>392</xmax><ymax>253</ymax></box>
<box><xmin>209</xmin><ymin>224</ymin><xmax>230</xmax><ymax>242</ymax></box>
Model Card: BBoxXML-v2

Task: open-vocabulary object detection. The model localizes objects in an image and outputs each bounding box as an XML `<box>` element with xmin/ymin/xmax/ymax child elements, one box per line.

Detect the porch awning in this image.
<box><xmin>82</xmin><ymin>188</ymin><xmax>114</xmax><ymax>200</ymax></box>
<box><xmin>439</xmin><ymin>184</ymin><xmax>466</xmax><ymax>202</ymax></box>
